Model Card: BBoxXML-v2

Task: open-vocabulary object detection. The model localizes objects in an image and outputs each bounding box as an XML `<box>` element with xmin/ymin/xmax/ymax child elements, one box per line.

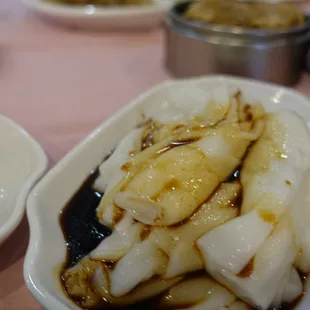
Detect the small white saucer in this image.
<box><xmin>0</xmin><ymin>115</ymin><xmax>48</xmax><ymax>245</ymax></box>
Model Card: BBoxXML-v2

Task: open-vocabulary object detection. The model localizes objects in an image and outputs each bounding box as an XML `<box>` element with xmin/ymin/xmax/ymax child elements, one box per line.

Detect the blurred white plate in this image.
<box><xmin>0</xmin><ymin>116</ymin><xmax>48</xmax><ymax>245</ymax></box>
<box><xmin>24</xmin><ymin>75</ymin><xmax>310</xmax><ymax>310</ymax></box>
<box><xmin>23</xmin><ymin>0</ymin><xmax>173</xmax><ymax>30</ymax></box>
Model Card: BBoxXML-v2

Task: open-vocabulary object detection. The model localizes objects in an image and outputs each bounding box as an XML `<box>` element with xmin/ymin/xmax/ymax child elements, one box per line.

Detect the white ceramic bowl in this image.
<box><xmin>23</xmin><ymin>0</ymin><xmax>173</xmax><ymax>30</ymax></box>
<box><xmin>0</xmin><ymin>115</ymin><xmax>47</xmax><ymax>245</ymax></box>
<box><xmin>24</xmin><ymin>75</ymin><xmax>310</xmax><ymax>310</ymax></box>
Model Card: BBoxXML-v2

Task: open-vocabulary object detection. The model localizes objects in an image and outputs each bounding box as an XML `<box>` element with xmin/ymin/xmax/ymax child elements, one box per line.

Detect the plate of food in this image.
<box><xmin>23</xmin><ymin>0</ymin><xmax>174</xmax><ymax>30</ymax></box>
<box><xmin>24</xmin><ymin>75</ymin><xmax>310</xmax><ymax>310</ymax></box>
<box><xmin>0</xmin><ymin>116</ymin><xmax>47</xmax><ymax>246</ymax></box>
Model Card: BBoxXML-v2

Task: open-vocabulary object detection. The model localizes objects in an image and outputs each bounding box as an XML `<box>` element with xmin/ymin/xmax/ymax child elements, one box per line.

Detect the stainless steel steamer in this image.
<box><xmin>165</xmin><ymin>1</ymin><xmax>310</xmax><ymax>85</ymax></box>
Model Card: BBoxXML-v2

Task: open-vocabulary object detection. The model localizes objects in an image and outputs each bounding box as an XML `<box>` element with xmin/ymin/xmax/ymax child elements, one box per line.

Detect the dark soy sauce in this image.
<box><xmin>59</xmin><ymin>169</ymin><xmax>112</xmax><ymax>268</ymax></box>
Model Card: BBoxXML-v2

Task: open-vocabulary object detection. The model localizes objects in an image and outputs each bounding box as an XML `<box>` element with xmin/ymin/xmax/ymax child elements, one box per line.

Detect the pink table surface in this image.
<box><xmin>1</xmin><ymin>0</ymin><xmax>310</xmax><ymax>309</ymax></box>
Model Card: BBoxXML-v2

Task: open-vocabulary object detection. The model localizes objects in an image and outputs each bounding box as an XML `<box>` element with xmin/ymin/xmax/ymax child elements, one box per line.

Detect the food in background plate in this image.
<box><xmin>184</xmin><ymin>0</ymin><xmax>305</xmax><ymax>30</ymax></box>
<box><xmin>60</xmin><ymin>88</ymin><xmax>310</xmax><ymax>309</ymax></box>
<box><xmin>45</xmin><ymin>0</ymin><xmax>151</xmax><ymax>5</ymax></box>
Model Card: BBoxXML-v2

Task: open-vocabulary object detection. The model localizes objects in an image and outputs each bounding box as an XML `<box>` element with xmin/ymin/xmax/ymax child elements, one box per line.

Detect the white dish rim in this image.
<box><xmin>24</xmin><ymin>75</ymin><xmax>310</xmax><ymax>310</ymax></box>
<box><xmin>22</xmin><ymin>0</ymin><xmax>173</xmax><ymax>18</ymax></box>
<box><xmin>0</xmin><ymin>115</ymin><xmax>48</xmax><ymax>245</ymax></box>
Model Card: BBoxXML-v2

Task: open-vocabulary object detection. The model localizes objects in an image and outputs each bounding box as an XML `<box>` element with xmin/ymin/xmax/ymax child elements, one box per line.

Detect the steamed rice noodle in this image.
<box><xmin>197</xmin><ymin>110</ymin><xmax>310</xmax><ymax>309</ymax></box>
<box><xmin>111</xmin><ymin>97</ymin><xmax>264</xmax><ymax>226</ymax></box>
<box><xmin>61</xmin><ymin>88</ymin><xmax>310</xmax><ymax>310</ymax></box>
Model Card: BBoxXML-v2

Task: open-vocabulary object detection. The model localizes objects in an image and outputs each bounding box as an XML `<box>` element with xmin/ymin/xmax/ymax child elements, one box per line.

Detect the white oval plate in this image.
<box><xmin>0</xmin><ymin>116</ymin><xmax>48</xmax><ymax>246</ymax></box>
<box><xmin>24</xmin><ymin>75</ymin><xmax>310</xmax><ymax>310</ymax></box>
<box><xmin>23</xmin><ymin>0</ymin><xmax>173</xmax><ymax>30</ymax></box>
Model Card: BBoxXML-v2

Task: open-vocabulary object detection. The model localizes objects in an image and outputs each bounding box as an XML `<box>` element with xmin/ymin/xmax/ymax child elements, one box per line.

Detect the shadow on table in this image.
<box><xmin>0</xmin><ymin>215</ymin><xmax>29</xmax><ymax>274</ymax></box>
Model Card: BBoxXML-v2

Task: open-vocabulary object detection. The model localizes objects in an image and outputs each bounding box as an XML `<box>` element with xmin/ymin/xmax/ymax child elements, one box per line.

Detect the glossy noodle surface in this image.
<box><xmin>60</xmin><ymin>90</ymin><xmax>310</xmax><ymax>309</ymax></box>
